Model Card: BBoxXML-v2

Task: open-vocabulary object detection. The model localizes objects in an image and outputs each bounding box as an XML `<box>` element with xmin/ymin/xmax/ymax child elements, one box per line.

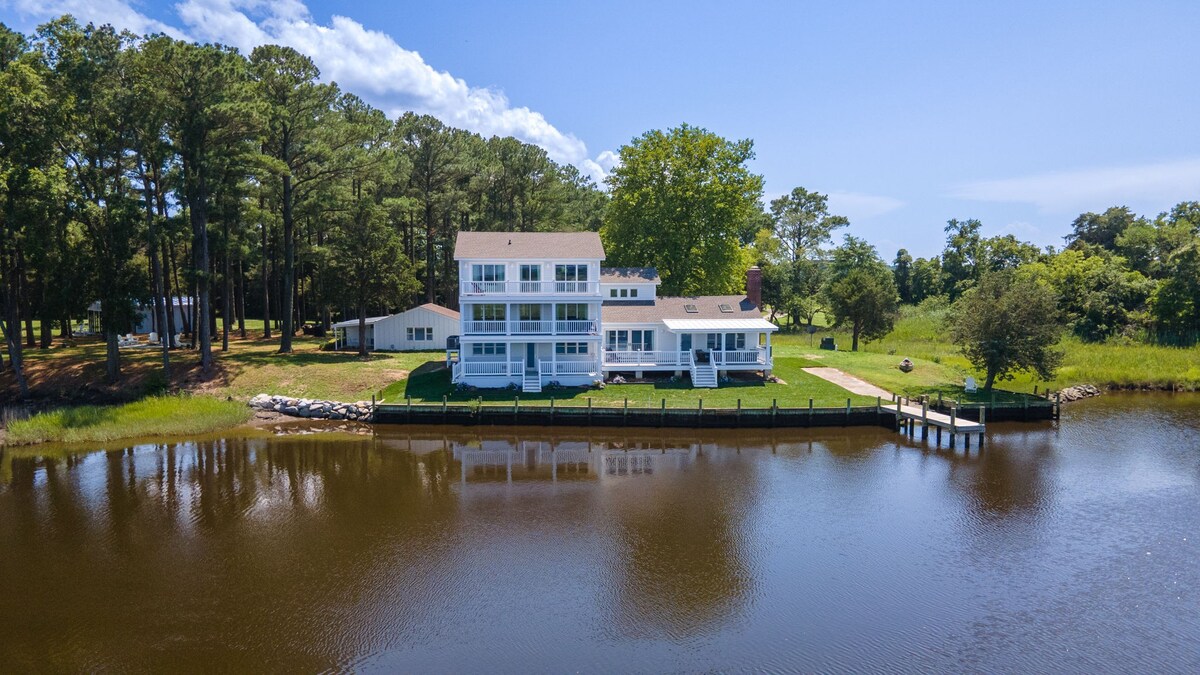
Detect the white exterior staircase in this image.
<box><xmin>522</xmin><ymin>368</ymin><xmax>542</xmax><ymax>393</ymax></box>
<box><xmin>690</xmin><ymin>361</ymin><xmax>718</xmax><ymax>388</ymax></box>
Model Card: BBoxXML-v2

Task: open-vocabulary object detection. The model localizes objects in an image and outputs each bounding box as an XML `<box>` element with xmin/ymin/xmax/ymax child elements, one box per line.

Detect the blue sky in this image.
<box><xmin>3</xmin><ymin>0</ymin><xmax>1198</xmax><ymax>258</ymax></box>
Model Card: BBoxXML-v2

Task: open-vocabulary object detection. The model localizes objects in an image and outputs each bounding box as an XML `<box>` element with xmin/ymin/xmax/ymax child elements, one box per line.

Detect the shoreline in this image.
<box><xmin>3</xmin><ymin>385</ymin><xmax>1195</xmax><ymax>450</ymax></box>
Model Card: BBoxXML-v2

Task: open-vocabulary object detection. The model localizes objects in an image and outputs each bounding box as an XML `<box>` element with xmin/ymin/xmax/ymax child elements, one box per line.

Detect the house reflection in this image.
<box><xmin>448</xmin><ymin>436</ymin><xmax>698</xmax><ymax>483</ymax></box>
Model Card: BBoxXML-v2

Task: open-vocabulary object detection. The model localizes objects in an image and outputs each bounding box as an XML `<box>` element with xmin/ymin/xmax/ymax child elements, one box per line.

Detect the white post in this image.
<box><xmin>765</xmin><ymin>331</ymin><xmax>771</xmax><ymax>365</ymax></box>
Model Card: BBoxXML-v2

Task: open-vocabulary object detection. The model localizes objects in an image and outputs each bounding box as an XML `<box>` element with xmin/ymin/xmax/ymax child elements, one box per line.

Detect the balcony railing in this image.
<box><xmin>539</xmin><ymin>360</ymin><xmax>599</xmax><ymax>377</ymax></box>
<box><xmin>460</xmin><ymin>280</ymin><xmax>600</xmax><ymax>296</ymax></box>
<box><xmin>458</xmin><ymin>360</ymin><xmax>524</xmax><ymax>377</ymax></box>
<box><xmin>462</xmin><ymin>319</ymin><xmax>598</xmax><ymax>335</ymax></box>
<box><xmin>712</xmin><ymin>348</ymin><xmax>770</xmax><ymax>366</ymax></box>
<box><xmin>602</xmin><ymin>350</ymin><xmax>691</xmax><ymax>367</ymax></box>
<box><xmin>602</xmin><ymin>348</ymin><xmax>771</xmax><ymax>368</ymax></box>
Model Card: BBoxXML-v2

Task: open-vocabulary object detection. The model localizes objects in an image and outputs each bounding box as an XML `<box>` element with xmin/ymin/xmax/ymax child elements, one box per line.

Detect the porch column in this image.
<box><xmin>765</xmin><ymin>332</ymin><xmax>771</xmax><ymax>362</ymax></box>
<box><xmin>552</xmin><ymin>302</ymin><xmax>557</xmax><ymax>335</ymax></box>
<box><xmin>552</xmin><ymin>341</ymin><xmax>557</xmax><ymax>377</ymax></box>
<box><xmin>506</xmin><ymin>303</ymin><xmax>512</xmax><ymax>336</ymax></box>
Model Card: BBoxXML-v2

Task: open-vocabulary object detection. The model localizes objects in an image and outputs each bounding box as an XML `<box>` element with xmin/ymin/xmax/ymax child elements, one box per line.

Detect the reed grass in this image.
<box><xmin>5</xmin><ymin>395</ymin><xmax>251</xmax><ymax>446</ymax></box>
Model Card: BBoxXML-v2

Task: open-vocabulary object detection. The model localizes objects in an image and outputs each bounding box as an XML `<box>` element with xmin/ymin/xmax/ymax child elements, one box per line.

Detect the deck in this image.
<box><xmin>881</xmin><ymin>399</ymin><xmax>985</xmax><ymax>447</ymax></box>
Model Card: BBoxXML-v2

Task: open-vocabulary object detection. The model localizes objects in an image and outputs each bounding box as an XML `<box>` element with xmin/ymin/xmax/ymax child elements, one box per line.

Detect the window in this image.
<box><xmin>517</xmin><ymin>304</ymin><xmax>542</xmax><ymax>321</ymax></box>
<box><xmin>606</xmin><ymin>330</ymin><xmax>629</xmax><ymax>351</ymax></box>
<box><xmin>472</xmin><ymin>304</ymin><xmax>505</xmax><ymax>321</ymax></box>
<box><xmin>706</xmin><ymin>333</ymin><xmax>721</xmax><ymax>350</ymax></box>
<box><xmin>407</xmin><ymin>327</ymin><xmax>433</xmax><ymax>341</ymax></box>
<box><xmin>519</xmin><ymin>264</ymin><xmax>541</xmax><ymax>281</ymax></box>
<box><xmin>619</xmin><ymin>288</ymin><xmax>628</xmax><ymax>298</ymax></box>
<box><xmin>610</xmin><ymin>288</ymin><xmax>618</xmax><ymax>298</ymax></box>
<box><xmin>555</xmin><ymin>264</ymin><xmax>588</xmax><ymax>281</ymax></box>
<box><xmin>685</xmin><ymin>304</ymin><xmax>699</xmax><ymax>313</ymax></box>
<box><xmin>630</xmin><ymin>288</ymin><xmax>638</xmax><ymax>298</ymax></box>
<box><xmin>725</xmin><ymin>333</ymin><xmax>746</xmax><ymax>350</ymax></box>
<box><xmin>471</xmin><ymin>342</ymin><xmax>507</xmax><ymax>356</ymax></box>
<box><xmin>471</xmin><ymin>264</ymin><xmax>505</xmax><ymax>282</ymax></box>
<box><xmin>718</xmin><ymin>303</ymin><xmax>733</xmax><ymax>313</ymax></box>
<box><xmin>631</xmin><ymin>330</ymin><xmax>653</xmax><ymax>351</ymax></box>
<box><xmin>556</xmin><ymin>304</ymin><xmax>588</xmax><ymax>320</ymax></box>
<box><xmin>555</xmin><ymin>342</ymin><xmax>588</xmax><ymax>354</ymax></box>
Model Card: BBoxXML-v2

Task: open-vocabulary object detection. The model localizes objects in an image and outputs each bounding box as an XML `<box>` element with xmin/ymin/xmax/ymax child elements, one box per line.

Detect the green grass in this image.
<box><xmin>5</xmin><ymin>395</ymin><xmax>251</xmax><ymax>446</ymax></box>
<box><xmin>775</xmin><ymin>304</ymin><xmax>1200</xmax><ymax>397</ymax></box>
<box><xmin>382</xmin><ymin>356</ymin><xmax>876</xmax><ymax>409</ymax></box>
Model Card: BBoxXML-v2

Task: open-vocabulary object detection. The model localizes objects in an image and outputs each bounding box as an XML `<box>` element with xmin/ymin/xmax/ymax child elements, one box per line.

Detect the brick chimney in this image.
<box><xmin>746</xmin><ymin>266</ymin><xmax>763</xmax><ymax>309</ymax></box>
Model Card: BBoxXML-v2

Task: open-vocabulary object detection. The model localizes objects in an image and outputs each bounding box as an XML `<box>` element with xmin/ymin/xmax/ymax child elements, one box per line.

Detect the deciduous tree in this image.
<box><xmin>602</xmin><ymin>124</ymin><xmax>763</xmax><ymax>295</ymax></box>
<box><xmin>949</xmin><ymin>270</ymin><xmax>1063</xmax><ymax>390</ymax></box>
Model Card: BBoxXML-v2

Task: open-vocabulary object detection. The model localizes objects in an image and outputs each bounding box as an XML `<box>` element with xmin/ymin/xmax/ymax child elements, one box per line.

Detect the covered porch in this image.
<box><xmin>601</xmin><ymin>318</ymin><xmax>776</xmax><ymax>376</ymax></box>
<box><xmin>453</xmin><ymin>336</ymin><xmax>603</xmax><ymax>388</ymax></box>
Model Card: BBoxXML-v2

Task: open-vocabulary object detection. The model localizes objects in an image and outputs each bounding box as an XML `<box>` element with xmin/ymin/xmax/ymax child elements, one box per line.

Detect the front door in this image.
<box><xmin>681</xmin><ymin>334</ymin><xmax>692</xmax><ymax>351</ymax></box>
<box><xmin>526</xmin><ymin>343</ymin><xmax>537</xmax><ymax>372</ymax></box>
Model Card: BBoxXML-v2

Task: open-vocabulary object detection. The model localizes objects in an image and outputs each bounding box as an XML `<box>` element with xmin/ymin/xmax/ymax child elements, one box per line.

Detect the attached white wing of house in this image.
<box><xmin>452</xmin><ymin>231</ymin><xmax>774</xmax><ymax>392</ymax></box>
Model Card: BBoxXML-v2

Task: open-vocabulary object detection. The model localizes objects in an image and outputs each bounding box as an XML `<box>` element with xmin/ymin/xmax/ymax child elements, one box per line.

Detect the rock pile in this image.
<box><xmin>1056</xmin><ymin>384</ymin><xmax>1102</xmax><ymax>402</ymax></box>
<box><xmin>248</xmin><ymin>394</ymin><xmax>374</xmax><ymax>421</ymax></box>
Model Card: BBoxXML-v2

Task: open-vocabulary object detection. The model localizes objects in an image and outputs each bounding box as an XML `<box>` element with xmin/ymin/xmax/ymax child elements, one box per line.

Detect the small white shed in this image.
<box><xmin>87</xmin><ymin>297</ymin><xmax>194</xmax><ymax>335</ymax></box>
<box><xmin>333</xmin><ymin>303</ymin><xmax>460</xmax><ymax>352</ymax></box>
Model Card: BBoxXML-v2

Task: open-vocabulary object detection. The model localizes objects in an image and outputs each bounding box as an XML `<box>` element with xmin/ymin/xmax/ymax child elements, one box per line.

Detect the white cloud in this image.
<box><xmin>5</xmin><ymin>0</ymin><xmax>186</xmax><ymax>38</ymax></box>
<box><xmin>825</xmin><ymin>191</ymin><xmax>905</xmax><ymax>221</ymax></box>
<box><xmin>2</xmin><ymin>0</ymin><xmax>615</xmax><ymax>181</ymax></box>
<box><xmin>950</xmin><ymin>158</ymin><xmax>1200</xmax><ymax>213</ymax></box>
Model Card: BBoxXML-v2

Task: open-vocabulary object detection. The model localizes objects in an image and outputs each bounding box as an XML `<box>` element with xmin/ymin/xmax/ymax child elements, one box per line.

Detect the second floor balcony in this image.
<box><xmin>460</xmin><ymin>280</ymin><xmax>600</xmax><ymax>297</ymax></box>
<box><xmin>462</xmin><ymin>319</ymin><xmax>599</xmax><ymax>336</ymax></box>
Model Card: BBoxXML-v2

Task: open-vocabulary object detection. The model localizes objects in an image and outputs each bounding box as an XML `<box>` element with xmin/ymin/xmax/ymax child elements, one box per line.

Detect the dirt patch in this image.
<box><xmin>380</xmin><ymin>369</ymin><xmax>410</xmax><ymax>381</ymax></box>
<box><xmin>802</xmin><ymin>367</ymin><xmax>894</xmax><ymax>399</ymax></box>
<box><xmin>244</xmin><ymin>409</ymin><xmax>288</xmax><ymax>427</ymax></box>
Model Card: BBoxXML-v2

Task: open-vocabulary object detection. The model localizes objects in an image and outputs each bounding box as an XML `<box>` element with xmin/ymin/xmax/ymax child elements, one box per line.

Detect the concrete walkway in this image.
<box><xmin>803</xmin><ymin>367</ymin><xmax>894</xmax><ymax>399</ymax></box>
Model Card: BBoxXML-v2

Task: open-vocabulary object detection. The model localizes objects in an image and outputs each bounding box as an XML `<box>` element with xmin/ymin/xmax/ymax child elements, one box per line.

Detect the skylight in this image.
<box><xmin>684</xmin><ymin>304</ymin><xmax>698</xmax><ymax>313</ymax></box>
<box><xmin>718</xmin><ymin>303</ymin><xmax>733</xmax><ymax>313</ymax></box>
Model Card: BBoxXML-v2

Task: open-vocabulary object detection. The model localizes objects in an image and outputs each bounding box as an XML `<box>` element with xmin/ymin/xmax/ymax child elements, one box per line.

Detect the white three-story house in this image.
<box><xmin>451</xmin><ymin>232</ymin><xmax>776</xmax><ymax>392</ymax></box>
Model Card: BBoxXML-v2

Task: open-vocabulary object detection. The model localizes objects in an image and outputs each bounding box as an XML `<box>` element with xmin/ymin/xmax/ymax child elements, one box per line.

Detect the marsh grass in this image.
<box><xmin>5</xmin><ymin>395</ymin><xmax>251</xmax><ymax>446</ymax></box>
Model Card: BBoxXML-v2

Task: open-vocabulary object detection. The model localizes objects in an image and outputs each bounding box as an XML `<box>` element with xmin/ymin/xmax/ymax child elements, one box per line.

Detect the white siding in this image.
<box><xmin>600</xmin><ymin>282</ymin><xmax>658</xmax><ymax>300</ymax></box>
<box><xmin>371</xmin><ymin>306</ymin><xmax>459</xmax><ymax>351</ymax></box>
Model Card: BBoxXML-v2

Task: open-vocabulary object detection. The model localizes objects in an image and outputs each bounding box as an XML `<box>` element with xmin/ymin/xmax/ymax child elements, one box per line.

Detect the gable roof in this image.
<box><xmin>454</xmin><ymin>231</ymin><xmax>605</xmax><ymax>260</ymax></box>
<box><xmin>412</xmin><ymin>303</ymin><xmax>460</xmax><ymax>320</ymax></box>
<box><xmin>600</xmin><ymin>267</ymin><xmax>660</xmax><ymax>283</ymax></box>
<box><xmin>331</xmin><ymin>315</ymin><xmax>390</xmax><ymax>329</ymax></box>
<box><xmin>601</xmin><ymin>296</ymin><xmax>764</xmax><ymax>323</ymax></box>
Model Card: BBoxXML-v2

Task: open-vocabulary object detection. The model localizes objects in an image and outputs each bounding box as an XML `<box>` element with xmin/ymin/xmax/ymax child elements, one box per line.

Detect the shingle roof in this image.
<box><xmin>454</xmin><ymin>231</ymin><xmax>605</xmax><ymax>260</ymax></box>
<box><xmin>601</xmin><ymin>296</ymin><xmax>764</xmax><ymax>323</ymax></box>
<box><xmin>414</xmin><ymin>303</ymin><xmax>460</xmax><ymax>320</ymax></box>
<box><xmin>599</xmin><ymin>267</ymin><xmax>660</xmax><ymax>283</ymax></box>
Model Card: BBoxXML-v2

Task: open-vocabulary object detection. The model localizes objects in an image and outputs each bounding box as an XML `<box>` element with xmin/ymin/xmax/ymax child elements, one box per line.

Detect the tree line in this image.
<box><xmin>0</xmin><ymin>17</ymin><xmax>606</xmax><ymax>396</ymax></box>
<box><xmin>595</xmin><ymin>124</ymin><xmax>1198</xmax><ymax>389</ymax></box>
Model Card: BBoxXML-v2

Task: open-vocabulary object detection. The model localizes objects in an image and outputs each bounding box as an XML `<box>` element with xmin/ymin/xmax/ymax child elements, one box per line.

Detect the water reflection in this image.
<box><xmin>1</xmin><ymin>395</ymin><xmax>1197</xmax><ymax>672</ymax></box>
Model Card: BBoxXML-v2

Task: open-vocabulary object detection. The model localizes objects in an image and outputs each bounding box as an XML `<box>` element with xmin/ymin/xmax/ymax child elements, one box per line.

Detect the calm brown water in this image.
<box><xmin>1</xmin><ymin>394</ymin><xmax>1197</xmax><ymax>673</ymax></box>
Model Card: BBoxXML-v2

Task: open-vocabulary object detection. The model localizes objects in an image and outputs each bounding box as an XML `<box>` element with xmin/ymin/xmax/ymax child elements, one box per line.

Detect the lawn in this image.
<box><xmin>774</xmin><ymin>304</ymin><xmax>1200</xmax><ymax>396</ymax></box>
<box><xmin>382</xmin><ymin>356</ymin><xmax>877</xmax><ymax>409</ymax></box>
<box><xmin>0</xmin><ymin>334</ymin><xmax>434</xmax><ymax>403</ymax></box>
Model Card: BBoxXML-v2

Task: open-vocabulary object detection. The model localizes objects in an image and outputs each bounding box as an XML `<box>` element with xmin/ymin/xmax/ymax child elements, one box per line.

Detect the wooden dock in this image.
<box><xmin>881</xmin><ymin>399</ymin><xmax>985</xmax><ymax>448</ymax></box>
